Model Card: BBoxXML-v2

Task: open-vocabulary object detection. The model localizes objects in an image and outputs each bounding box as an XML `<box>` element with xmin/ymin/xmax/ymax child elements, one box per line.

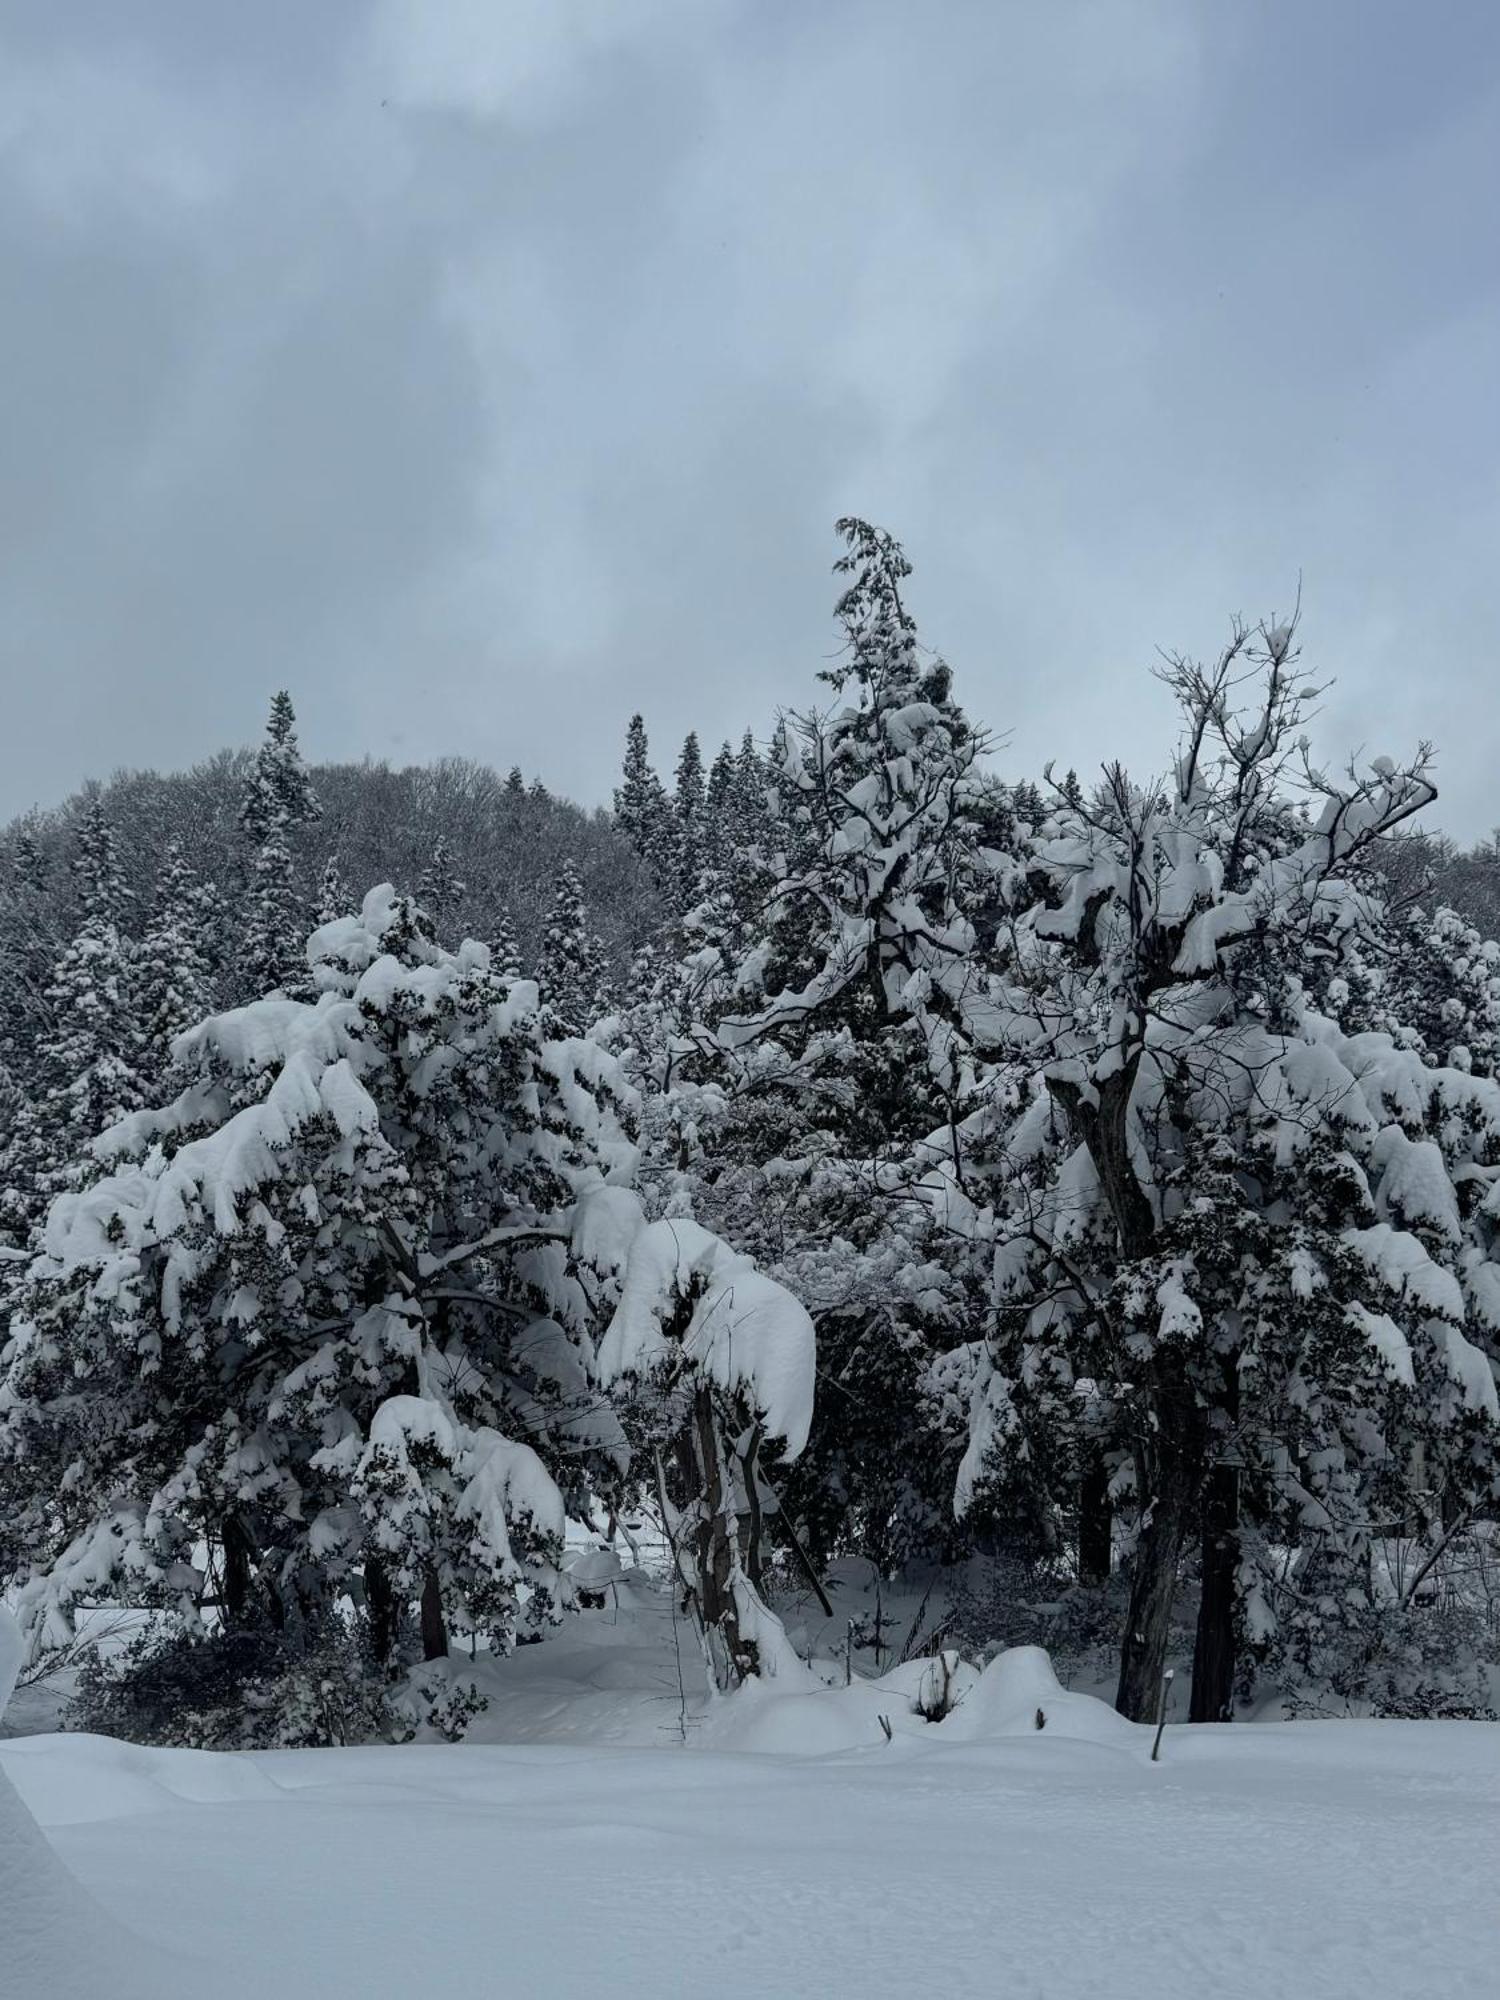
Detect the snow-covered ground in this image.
<box><xmin>3</xmin><ymin>1587</ymin><xmax>1498</xmax><ymax>1999</ymax></box>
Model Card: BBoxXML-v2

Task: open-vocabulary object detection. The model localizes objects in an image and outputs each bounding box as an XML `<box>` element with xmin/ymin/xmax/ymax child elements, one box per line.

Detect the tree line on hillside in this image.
<box><xmin>2</xmin><ymin>518</ymin><xmax>1498</xmax><ymax>1743</ymax></box>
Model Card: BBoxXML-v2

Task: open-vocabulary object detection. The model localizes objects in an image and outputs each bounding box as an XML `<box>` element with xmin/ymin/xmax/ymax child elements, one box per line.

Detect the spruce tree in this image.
<box><xmin>314</xmin><ymin>853</ymin><xmax>348</xmax><ymax>928</ymax></box>
<box><xmin>237</xmin><ymin>694</ymin><xmax>321</xmax><ymax>1000</ymax></box>
<box><xmin>491</xmin><ymin>910</ymin><xmax>523</xmax><ymax>981</ymax></box>
<box><xmin>541</xmin><ymin>860</ymin><xmax>611</xmax><ymax>1035</ymax></box>
<box><xmin>674</xmin><ymin>732</ymin><xmax>707</xmax><ymax>908</ymax></box>
<box><xmin>630</xmin><ymin>523</ymin><xmax>1008</xmax><ymax>1570</ymax></box>
<box><xmin>2</xmin><ymin>886</ymin><xmax>639</xmax><ymax>1671</ymax></box>
<box><xmin>3</xmin><ymin>799</ymin><xmax>144</xmax><ymax>1236</ymax></box>
<box><xmin>614</xmin><ymin>715</ymin><xmax>675</xmax><ymax>886</ymax></box>
<box><xmin>416</xmin><ymin>837</ymin><xmax>466</xmax><ymax>942</ymax></box>
<box><xmin>135</xmin><ymin>843</ymin><xmax>215</xmax><ymax>1090</ymax></box>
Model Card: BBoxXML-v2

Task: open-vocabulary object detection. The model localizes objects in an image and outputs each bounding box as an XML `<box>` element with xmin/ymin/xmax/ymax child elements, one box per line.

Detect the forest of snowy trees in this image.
<box><xmin>2</xmin><ymin>518</ymin><xmax>1499</xmax><ymax>1744</ymax></box>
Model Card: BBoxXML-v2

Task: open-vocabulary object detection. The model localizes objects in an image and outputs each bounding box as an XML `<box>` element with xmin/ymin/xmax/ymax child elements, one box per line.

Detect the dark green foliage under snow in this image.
<box><xmin>3</xmin><ymin>522</ymin><xmax>1500</xmax><ymax>1748</ymax></box>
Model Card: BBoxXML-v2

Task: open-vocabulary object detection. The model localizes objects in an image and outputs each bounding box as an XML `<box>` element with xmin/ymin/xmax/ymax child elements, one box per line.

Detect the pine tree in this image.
<box><xmin>416</xmin><ymin>837</ymin><xmax>467</xmax><ymax>942</ymax></box>
<box><xmin>314</xmin><ymin>853</ymin><xmax>348</xmax><ymax>928</ymax></box>
<box><xmin>134</xmin><ymin>843</ymin><xmax>215</xmax><ymax>1089</ymax></box>
<box><xmin>491</xmin><ymin>910</ymin><xmax>523</xmax><ymax>981</ymax></box>
<box><xmin>3</xmin><ymin>799</ymin><xmax>144</xmax><ymax>1238</ymax></box>
<box><xmin>2</xmin><ymin>886</ymin><xmax>641</xmax><ymax>1672</ymax></box>
<box><xmin>541</xmin><ymin>860</ymin><xmax>612</xmax><ymax>1035</ymax></box>
<box><xmin>238</xmin><ymin>692</ymin><xmax>321</xmax><ymax>850</ymax></box>
<box><xmin>237</xmin><ymin>694</ymin><xmax>321</xmax><ymax>1000</ymax></box>
<box><xmin>0</xmin><ymin>820</ymin><xmax>61</xmax><ymax>1117</ymax></box>
<box><xmin>614</xmin><ymin>716</ymin><xmax>675</xmax><ymax>888</ymax></box>
<box><xmin>240</xmin><ymin>820</ymin><xmax>307</xmax><ymax>1000</ymax></box>
<box><xmin>674</xmin><ymin>732</ymin><xmax>707</xmax><ymax>908</ymax></box>
<box><xmin>505</xmin><ymin>766</ymin><xmax>526</xmax><ymax>797</ymax></box>
<box><xmin>630</xmin><ymin>523</ymin><xmax>1007</xmax><ymax>1570</ymax></box>
<box><xmin>703</xmin><ymin>741</ymin><xmax>736</xmax><ymax>877</ymax></box>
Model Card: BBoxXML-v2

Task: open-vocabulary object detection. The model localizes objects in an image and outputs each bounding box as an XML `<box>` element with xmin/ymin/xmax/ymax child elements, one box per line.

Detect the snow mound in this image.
<box><xmin>945</xmin><ymin>1645</ymin><xmax>1138</xmax><ymax>1745</ymax></box>
<box><xmin>701</xmin><ymin>1645</ymin><xmax>1135</xmax><ymax>1758</ymax></box>
<box><xmin>0</xmin><ymin>1609</ymin><xmax>191</xmax><ymax>1999</ymax></box>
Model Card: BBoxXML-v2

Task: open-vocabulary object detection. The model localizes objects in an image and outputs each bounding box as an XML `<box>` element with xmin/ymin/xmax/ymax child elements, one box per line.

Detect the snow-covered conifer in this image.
<box><xmin>541</xmin><ymin>860</ymin><xmax>612</xmax><ymax>1035</ymax></box>
<box><xmin>673</xmin><ymin>731</ymin><xmax>707</xmax><ymax>908</ymax></box>
<box><xmin>416</xmin><ymin>836</ymin><xmax>467</xmax><ymax>942</ymax></box>
<box><xmin>1</xmin><ymin>887</ymin><xmax>641</xmax><ymax>1673</ymax></box>
<box><xmin>614</xmin><ymin>715</ymin><xmax>676</xmax><ymax>892</ymax></box>
<box><xmin>134</xmin><ymin>842</ymin><xmax>215</xmax><ymax>1089</ymax></box>
<box><xmin>491</xmin><ymin>909</ymin><xmax>523</xmax><ymax>981</ymax></box>
<box><xmin>236</xmin><ymin>694</ymin><xmax>321</xmax><ymax>1000</ymax></box>
<box><xmin>314</xmin><ymin>853</ymin><xmax>348</xmax><ymax>928</ymax></box>
<box><xmin>2</xmin><ymin>800</ymin><xmax>144</xmax><ymax>1234</ymax></box>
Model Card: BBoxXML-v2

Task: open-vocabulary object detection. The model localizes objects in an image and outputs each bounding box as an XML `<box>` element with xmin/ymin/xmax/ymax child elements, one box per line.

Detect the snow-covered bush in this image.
<box><xmin>71</xmin><ymin>1623</ymin><xmax>395</xmax><ymax>1750</ymax></box>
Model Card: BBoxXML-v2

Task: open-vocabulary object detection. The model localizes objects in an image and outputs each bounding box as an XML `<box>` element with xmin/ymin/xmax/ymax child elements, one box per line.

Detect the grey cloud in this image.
<box><xmin>0</xmin><ymin>0</ymin><xmax>1495</xmax><ymax>836</ymax></box>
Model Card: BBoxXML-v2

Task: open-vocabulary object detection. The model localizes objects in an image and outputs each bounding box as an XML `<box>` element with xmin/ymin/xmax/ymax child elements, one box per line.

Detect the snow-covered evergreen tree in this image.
<box><xmin>673</xmin><ymin>731</ymin><xmax>707</xmax><ymax>909</ymax></box>
<box><xmin>491</xmin><ymin>910</ymin><xmax>523</xmax><ymax>982</ymax></box>
<box><xmin>134</xmin><ymin>842</ymin><xmax>215</xmax><ymax>1090</ymax></box>
<box><xmin>1</xmin><ymin>887</ymin><xmax>641</xmax><ymax>1673</ymax></box>
<box><xmin>614</xmin><ymin>715</ymin><xmax>676</xmax><ymax>892</ymax></box>
<box><xmin>314</xmin><ymin>853</ymin><xmax>348</xmax><ymax>928</ymax></box>
<box><xmin>236</xmin><ymin>693</ymin><xmax>321</xmax><ymax>1000</ymax></box>
<box><xmin>628</xmin><ymin>522</ymin><xmax>1012</xmax><ymax>1570</ymax></box>
<box><xmin>416</xmin><ymin>837</ymin><xmax>466</xmax><ymax>943</ymax></box>
<box><xmin>1</xmin><ymin>799</ymin><xmax>144</xmax><ymax>1240</ymax></box>
<box><xmin>541</xmin><ymin>860</ymin><xmax>612</xmax><ymax>1036</ymax></box>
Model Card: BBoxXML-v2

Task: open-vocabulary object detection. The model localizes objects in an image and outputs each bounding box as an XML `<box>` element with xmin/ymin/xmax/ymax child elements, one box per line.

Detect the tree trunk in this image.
<box><xmin>738</xmin><ymin>1422</ymin><xmax>765</xmax><ymax>1591</ymax></box>
<box><xmin>365</xmin><ymin>1556</ymin><xmax>398</xmax><ymax>1666</ymax></box>
<box><xmin>1115</xmin><ymin>1382</ymin><xmax>1203</xmax><ymax>1722</ymax></box>
<box><xmin>1190</xmin><ymin>1359</ymin><xmax>1241</xmax><ymax>1723</ymax></box>
<box><xmin>419</xmin><ymin>1568</ymin><xmax>449</xmax><ymax>1663</ymax></box>
<box><xmin>1078</xmin><ymin>1458</ymin><xmax>1112</xmax><ymax>1586</ymax></box>
<box><xmin>690</xmin><ymin>1387</ymin><xmax>759</xmax><ymax>1688</ymax></box>
<box><xmin>1189</xmin><ymin>1460</ymin><xmax>1239</xmax><ymax>1722</ymax></box>
<box><xmin>221</xmin><ymin>1515</ymin><xmax>256</xmax><ymax>1627</ymax></box>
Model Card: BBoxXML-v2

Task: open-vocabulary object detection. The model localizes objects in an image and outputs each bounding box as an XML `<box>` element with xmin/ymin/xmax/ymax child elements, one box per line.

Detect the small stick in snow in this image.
<box><xmin>877</xmin><ymin>1714</ymin><xmax>893</xmax><ymax>1743</ymax></box>
<box><xmin>1151</xmin><ymin>1668</ymin><xmax>1175</xmax><ymax>1762</ymax></box>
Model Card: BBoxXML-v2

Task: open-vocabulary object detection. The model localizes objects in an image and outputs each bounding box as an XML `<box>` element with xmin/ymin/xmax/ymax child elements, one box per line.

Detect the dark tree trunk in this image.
<box><xmin>738</xmin><ymin>1421</ymin><xmax>765</xmax><ymax>1591</ymax></box>
<box><xmin>1115</xmin><ymin>1381</ymin><xmax>1203</xmax><ymax>1722</ymax></box>
<box><xmin>1078</xmin><ymin>1458</ymin><xmax>1112</xmax><ymax>1586</ymax></box>
<box><xmin>1190</xmin><ymin>1460</ymin><xmax>1239</xmax><ymax>1722</ymax></box>
<box><xmin>690</xmin><ymin>1387</ymin><xmax>759</xmax><ymax>1687</ymax></box>
<box><xmin>221</xmin><ymin>1515</ymin><xmax>256</xmax><ymax>1627</ymax></box>
<box><xmin>365</xmin><ymin>1556</ymin><xmax>398</xmax><ymax>1666</ymax></box>
<box><xmin>419</xmin><ymin>1568</ymin><xmax>449</xmax><ymax>1663</ymax></box>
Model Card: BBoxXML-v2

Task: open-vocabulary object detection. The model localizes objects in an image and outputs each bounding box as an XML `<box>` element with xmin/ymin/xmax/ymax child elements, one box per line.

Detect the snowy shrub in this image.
<box><xmin>387</xmin><ymin>1667</ymin><xmax>490</xmax><ymax>1744</ymax></box>
<box><xmin>913</xmin><ymin>1649</ymin><xmax>964</xmax><ymax>1722</ymax></box>
<box><xmin>71</xmin><ymin>1624</ymin><xmax>395</xmax><ymax>1750</ymax></box>
<box><xmin>1278</xmin><ymin>1596</ymin><xmax>1497</xmax><ymax>1721</ymax></box>
<box><xmin>945</xmin><ymin>1557</ymin><xmax>1132</xmax><ymax>1684</ymax></box>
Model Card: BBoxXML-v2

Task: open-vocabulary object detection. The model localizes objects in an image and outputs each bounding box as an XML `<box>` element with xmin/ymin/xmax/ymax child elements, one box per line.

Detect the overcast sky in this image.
<box><xmin>1</xmin><ymin>1</ymin><xmax>1496</xmax><ymax>836</ymax></box>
